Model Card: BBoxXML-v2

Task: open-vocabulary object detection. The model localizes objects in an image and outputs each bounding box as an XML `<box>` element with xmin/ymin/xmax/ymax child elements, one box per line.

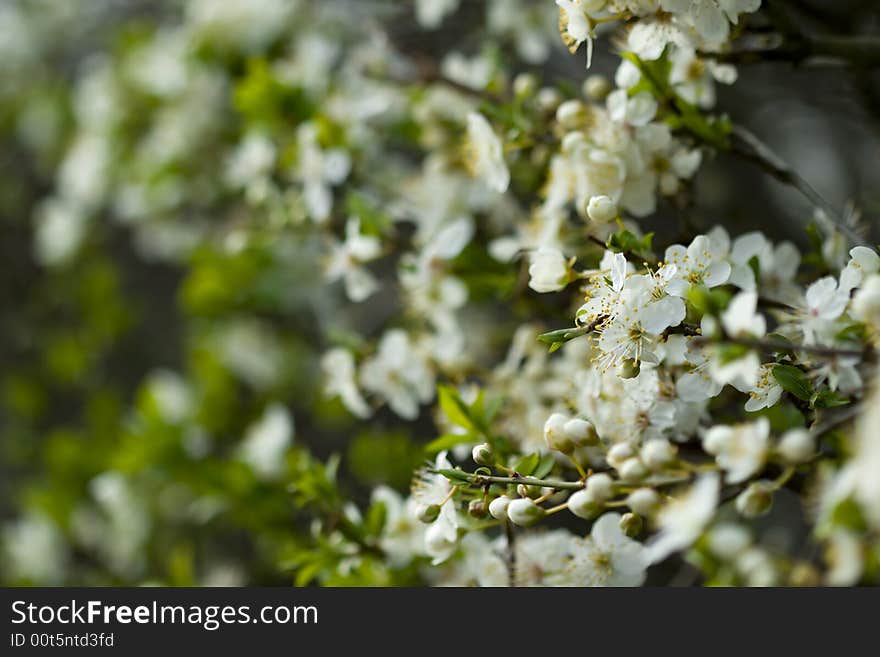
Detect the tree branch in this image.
<box><xmin>504</xmin><ymin>520</ymin><xmax>516</xmax><ymax>588</ymax></box>
<box><xmin>729</xmin><ymin>125</ymin><xmax>869</xmax><ymax>246</ymax></box>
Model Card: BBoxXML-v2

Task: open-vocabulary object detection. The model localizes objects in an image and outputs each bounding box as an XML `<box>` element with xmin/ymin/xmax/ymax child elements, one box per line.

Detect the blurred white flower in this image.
<box><xmin>465</xmin><ymin>112</ymin><xmax>509</xmax><ymax>193</ymax></box>
<box><xmin>238</xmin><ymin>403</ymin><xmax>294</xmax><ymax>480</ymax></box>
<box><xmin>528</xmin><ymin>247</ymin><xmax>569</xmax><ymax>293</ymax></box>
<box><xmin>647</xmin><ymin>472</ymin><xmax>719</xmax><ymax>563</ymax></box>
<box><xmin>703</xmin><ymin>417</ymin><xmax>769</xmax><ymax>483</ymax></box>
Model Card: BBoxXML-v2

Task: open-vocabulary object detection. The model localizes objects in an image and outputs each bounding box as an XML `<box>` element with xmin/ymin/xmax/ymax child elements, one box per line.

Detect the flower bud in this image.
<box><xmin>537</xmin><ymin>87</ymin><xmax>562</xmax><ymax>112</ymax></box>
<box><xmin>513</xmin><ymin>73</ymin><xmax>538</xmax><ymax>98</ymax></box>
<box><xmin>640</xmin><ymin>439</ymin><xmax>676</xmax><ymax>470</ymax></box>
<box><xmin>529</xmin><ymin>247</ymin><xmax>569</xmax><ymax>293</ymax></box>
<box><xmin>618</xmin><ymin>357</ymin><xmax>641</xmax><ymax>379</ymax></box>
<box><xmin>626</xmin><ymin>488</ymin><xmax>660</xmax><ymax>517</ymax></box>
<box><xmin>735</xmin><ymin>481</ymin><xmax>774</xmax><ymax>518</ymax></box>
<box><xmin>777</xmin><ymin>429</ymin><xmax>814</xmax><ymax>464</ymax></box>
<box><xmin>585</xmin><ymin>472</ymin><xmax>614</xmax><ymax>503</ymax></box>
<box><xmin>472</xmin><ymin>442</ymin><xmax>494</xmax><ymax>466</ymax></box>
<box><xmin>556</xmin><ymin>99</ymin><xmax>587</xmax><ymax>129</ymax></box>
<box><xmin>607</xmin><ymin>442</ymin><xmax>634</xmax><ymax>469</ymax></box>
<box><xmin>564</xmin><ymin>417</ymin><xmax>598</xmax><ymax>446</ymax></box>
<box><xmin>583</xmin><ymin>74</ymin><xmax>611</xmax><ymax>100</ymax></box>
<box><xmin>468</xmin><ymin>499</ymin><xmax>488</xmax><ymax>518</ymax></box>
<box><xmin>587</xmin><ymin>195</ymin><xmax>618</xmax><ymax>223</ymax></box>
<box><xmin>619</xmin><ymin>512</ymin><xmax>643</xmax><ymax>537</ymax></box>
<box><xmin>416</xmin><ymin>503</ymin><xmax>441</xmax><ymax>524</ymax></box>
<box><xmin>707</xmin><ymin>523</ymin><xmax>751</xmax><ymax>560</ymax></box>
<box><xmin>544</xmin><ymin>412</ymin><xmax>575</xmax><ymax>454</ymax></box>
<box><xmin>507</xmin><ymin>498</ymin><xmax>545</xmax><ymax>527</ymax></box>
<box><xmin>517</xmin><ymin>483</ymin><xmax>543</xmax><ymax>499</ymax></box>
<box><xmin>567</xmin><ymin>489</ymin><xmax>601</xmax><ymax>519</ymax></box>
<box><xmin>789</xmin><ymin>562</ymin><xmax>821</xmax><ymax>587</ymax></box>
<box><xmin>488</xmin><ymin>495</ymin><xmax>512</xmax><ymax>520</ymax></box>
<box><xmin>619</xmin><ymin>457</ymin><xmax>647</xmax><ymax>482</ymax></box>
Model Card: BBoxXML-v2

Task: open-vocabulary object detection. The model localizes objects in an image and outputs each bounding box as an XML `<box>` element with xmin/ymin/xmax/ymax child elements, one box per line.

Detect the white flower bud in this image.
<box><xmin>735</xmin><ymin>481</ymin><xmax>774</xmax><ymax>518</ymax></box>
<box><xmin>619</xmin><ymin>512</ymin><xmax>643</xmax><ymax>537</ymax></box>
<box><xmin>537</xmin><ymin>87</ymin><xmax>562</xmax><ymax>111</ymax></box>
<box><xmin>488</xmin><ymin>495</ymin><xmax>512</xmax><ymax>520</ymax></box>
<box><xmin>472</xmin><ymin>442</ymin><xmax>494</xmax><ymax>466</ymax></box>
<box><xmin>583</xmin><ymin>74</ymin><xmax>611</xmax><ymax>100</ymax></box>
<box><xmin>619</xmin><ymin>457</ymin><xmax>647</xmax><ymax>481</ymax></box>
<box><xmin>416</xmin><ymin>503</ymin><xmax>441</xmax><ymax>523</ymax></box>
<box><xmin>468</xmin><ymin>499</ymin><xmax>487</xmax><ymax>518</ymax></box>
<box><xmin>568</xmin><ymin>489</ymin><xmax>601</xmax><ymax>519</ymax></box>
<box><xmin>513</xmin><ymin>73</ymin><xmax>538</xmax><ymax>98</ymax></box>
<box><xmin>640</xmin><ymin>439</ymin><xmax>676</xmax><ymax>470</ymax></box>
<box><xmin>556</xmin><ymin>99</ymin><xmax>586</xmax><ymax>129</ymax></box>
<box><xmin>507</xmin><ymin>498</ymin><xmax>545</xmax><ymax>527</ymax></box>
<box><xmin>626</xmin><ymin>488</ymin><xmax>660</xmax><ymax>517</ymax></box>
<box><xmin>777</xmin><ymin>429</ymin><xmax>814</xmax><ymax>464</ymax></box>
<box><xmin>737</xmin><ymin>547</ymin><xmax>777</xmax><ymax>586</ymax></box>
<box><xmin>517</xmin><ymin>483</ymin><xmax>543</xmax><ymax>499</ymax></box>
<box><xmin>564</xmin><ymin>417</ymin><xmax>598</xmax><ymax>446</ymax></box>
<box><xmin>528</xmin><ymin>247</ymin><xmax>569</xmax><ymax>293</ymax></box>
<box><xmin>707</xmin><ymin>523</ymin><xmax>751</xmax><ymax>560</ymax></box>
<box><xmin>585</xmin><ymin>472</ymin><xmax>614</xmax><ymax>502</ymax></box>
<box><xmin>587</xmin><ymin>195</ymin><xmax>618</xmax><ymax>223</ymax></box>
<box><xmin>607</xmin><ymin>442</ymin><xmax>634</xmax><ymax>469</ymax></box>
<box><xmin>544</xmin><ymin>412</ymin><xmax>575</xmax><ymax>453</ymax></box>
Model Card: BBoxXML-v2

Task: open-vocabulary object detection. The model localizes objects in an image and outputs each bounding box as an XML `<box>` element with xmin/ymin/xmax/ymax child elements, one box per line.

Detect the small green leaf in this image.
<box><xmin>772</xmin><ymin>364</ymin><xmax>814</xmax><ymax>401</ymax></box>
<box><xmin>606</xmin><ymin>229</ymin><xmax>654</xmax><ymax>261</ymax></box>
<box><xmin>438</xmin><ymin>385</ymin><xmax>478</xmax><ymax>433</ymax></box>
<box><xmin>533</xmin><ymin>453</ymin><xmax>556</xmax><ymax>479</ymax></box>
<box><xmin>811</xmin><ymin>389</ymin><xmax>851</xmax><ymax>409</ymax></box>
<box><xmin>514</xmin><ymin>452</ymin><xmax>541</xmax><ymax>476</ymax></box>
<box><xmin>424</xmin><ymin>432</ymin><xmax>476</xmax><ymax>454</ymax></box>
<box><xmin>436</xmin><ymin>467</ymin><xmax>472</xmax><ymax>483</ymax></box>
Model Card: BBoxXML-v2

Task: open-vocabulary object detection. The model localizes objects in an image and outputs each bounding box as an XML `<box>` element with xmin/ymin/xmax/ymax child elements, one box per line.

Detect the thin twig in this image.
<box><xmin>729</xmin><ymin>125</ymin><xmax>868</xmax><ymax>246</ymax></box>
<box><xmin>434</xmin><ymin>469</ymin><xmax>586</xmax><ymax>491</ymax></box>
<box><xmin>504</xmin><ymin>520</ymin><xmax>516</xmax><ymax>588</ymax></box>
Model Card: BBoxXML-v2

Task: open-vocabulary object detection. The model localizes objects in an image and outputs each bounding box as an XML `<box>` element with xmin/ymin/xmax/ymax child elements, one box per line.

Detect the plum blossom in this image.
<box><xmin>465</xmin><ymin>112</ymin><xmax>510</xmax><ymax>193</ymax></box>
<box><xmin>647</xmin><ymin>473</ymin><xmax>720</xmax><ymax>563</ymax></box>
<box><xmin>702</xmin><ymin>417</ymin><xmax>769</xmax><ymax>483</ymax></box>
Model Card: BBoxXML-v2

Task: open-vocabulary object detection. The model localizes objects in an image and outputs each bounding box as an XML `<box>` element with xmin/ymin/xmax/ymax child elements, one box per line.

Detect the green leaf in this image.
<box><xmin>811</xmin><ymin>389</ymin><xmax>851</xmax><ymax>409</ymax></box>
<box><xmin>438</xmin><ymin>385</ymin><xmax>479</xmax><ymax>433</ymax></box>
<box><xmin>772</xmin><ymin>364</ymin><xmax>814</xmax><ymax>401</ymax></box>
<box><xmin>533</xmin><ymin>453</ymin><xmax>556</xmax><ymax>479</ymax></box>
<box><xmin>514</xmin><ymin>452</ymin><xmax>541</xmax><ymax>476</ymax></box>
<box><xmin>835</xmin><ymin>323</ymin><xmax>868</xmax><ymax>342</ymax></box>
<box><xmin>830</xmin><ymin>498</ymin><xmax>868</xmax><ymax>533</ymax></box>
<box><xmin>538</xmin><ymin>325</ymin><xmax>591</xmax><ymax>353</ymax></box>
<box><xmin>436</xmin><ymin>468</ymin><xmax>472</xmax><ymax>483</ymax></box>
<box><xmin>606</xmin><ymin>229</ymin><xmax>654</xmax><ymax>261</ymax></box>
<box><xmin>424</xmin><ymin>432</ymin><xmax>476</xmax><ymax>455</ymax></box>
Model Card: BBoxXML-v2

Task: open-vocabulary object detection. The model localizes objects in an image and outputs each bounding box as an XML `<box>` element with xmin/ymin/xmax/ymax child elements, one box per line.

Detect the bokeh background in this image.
<box><xmin>1</xmin><ymin>0</ymin><xmax>878</xmax><ymax>585</ymax></box>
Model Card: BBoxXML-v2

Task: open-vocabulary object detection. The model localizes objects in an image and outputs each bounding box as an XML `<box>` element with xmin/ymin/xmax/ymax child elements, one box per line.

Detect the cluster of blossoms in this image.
<box><xmin>315</xmin><ymin>1</ymin><xmax>880</xmax><ymax>586</ymax></box>
<box><xmin>3</xmin><ymin>0</ymin><xmax>879</xmax><ymax>588</ymax></box>
<box><xmin>369</xmin><ymin>232</ymin><xmax>880</xmax><ymax>586</ymax></box>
